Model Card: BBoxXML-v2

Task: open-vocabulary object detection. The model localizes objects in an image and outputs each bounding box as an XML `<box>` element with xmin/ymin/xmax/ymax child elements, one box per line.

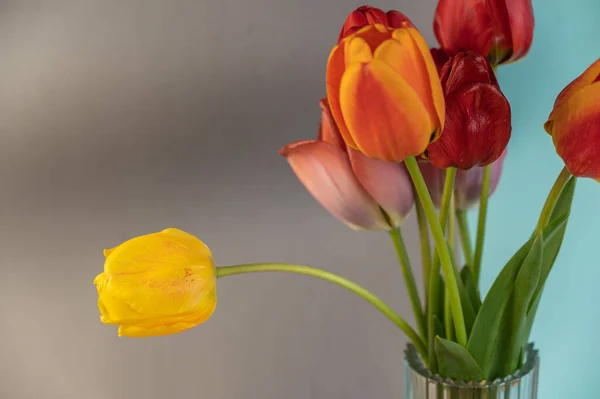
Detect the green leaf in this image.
<box><xmin>520</xmin><ymin>177</ymin><xmax>576</xmax><ymax>357</ymax></box>
<box><xmin>466</xmin><ymin>215</ymin><xmax>566</xmax><ymax>379</ymax></box>
<box><xmin>501</xmin><ymin>234</ymin><xmax>543</xmax><ymax>375</ymax></box>
<box><xmin>530</xmin><ymin>177</ymin><xmax>576</xmax><ymax>312</ymax></box>
<box><xmin>460</xmin><ymin>266</ymin><xmax>482</xmax><ymax>313</ymax></box>
<box><xmin>435</xmin><ymin>336</ymin><xmax>484</xmax><ymax>381</ymax></box>
<box><xmin>466</xmin><ymin>237</ymin><xmax>532</xmax><ymax>378</ymax></box>
<box><xmin>433</xmin><ymin>315</ymin><xmax>445</xmax><ymax>340</ymax></box>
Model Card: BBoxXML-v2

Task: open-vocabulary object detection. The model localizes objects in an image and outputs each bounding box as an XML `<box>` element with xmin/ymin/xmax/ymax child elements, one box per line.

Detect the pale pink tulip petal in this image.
<box><xmin>348</xmin><ymin>148</ymin><xmax>414</xmax><ymax>226</ymax></box>
<box><xmin>280</xmin><ymin>140</ymin><xmax>390</xmax><ymax>230</ymax></box>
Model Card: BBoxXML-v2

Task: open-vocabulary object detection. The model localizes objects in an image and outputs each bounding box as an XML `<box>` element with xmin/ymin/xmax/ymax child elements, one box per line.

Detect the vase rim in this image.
<box><xmin>404</xmin><ymin>342</ymin><xmax>539</xmax><ymax>388</ymax></box>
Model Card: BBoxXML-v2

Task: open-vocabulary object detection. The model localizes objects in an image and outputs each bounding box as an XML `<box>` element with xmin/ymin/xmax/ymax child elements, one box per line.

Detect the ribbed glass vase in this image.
<box><xmin>404</xmin><ymin>343</ymin><xmax>539</xmax><ymax>398</ymax></box>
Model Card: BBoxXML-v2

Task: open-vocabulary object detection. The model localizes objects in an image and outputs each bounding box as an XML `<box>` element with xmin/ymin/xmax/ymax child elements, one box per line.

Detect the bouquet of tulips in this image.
<box><xmin>94</xmin><ymin>3</ymin><xmax>600</xmax><ymax>384</ymax></box>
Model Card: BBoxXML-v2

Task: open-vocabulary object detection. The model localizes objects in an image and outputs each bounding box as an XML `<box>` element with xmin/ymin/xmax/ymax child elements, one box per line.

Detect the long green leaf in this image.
<box><xmin>466</xmin><ymin>238</ymin><xmax>532</xmax><ymax>378</ymax></box>
<box><xmin>435</xmin><ymin>337</ymin><xmax>484</xmax><ymax>381</ymax></box>
<box><xmin>466</xmin><ymin>216</ymin><xmax>568</xmax><ymax>378</ymax></box>
<box><xmin>529</xmin><ymin>177</ymin><xmax>576</xmax><ymax>312</ymax></box>
<box><xmin>521</xmin><ymin>177</ymin><xmax>576</xmax><ymax>355</ymax></box>
<box><xmin>500</xmin><ymin>234</ymin><xmax>543</xmax><ymax>375</ymax></box>
<box><xmin>461</xmin><ymin>266</ymin><xmax>482</xmax><ymax>313</ymax></box>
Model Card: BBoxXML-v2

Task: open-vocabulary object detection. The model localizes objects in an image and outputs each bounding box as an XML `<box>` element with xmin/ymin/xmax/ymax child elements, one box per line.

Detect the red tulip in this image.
<box><xmin>434</xmin><ymin>0</ymin><xmax>534</xmax><ymax>65</ymax></box>
<box><xmin>427</xmin><ymin>52</ymin><xmax>511</xmax><ymax>170</ymax></box>
<box><xmin>545</xmin><ymin>58</ymin><xmax>600</xmax><ymax>180</ymax></box>
<box><xmin>280</xmin><ymin>98</ymin><xmax>414</xmax><ymax>230</ymax></box>
<box><xmin>419</xmin><ymin>150</ymin><xmax>507</xmax><ymax>210</ymax></box>
<box><xmin>338</xmin><ymin>5</ymin><xmax>412</xmax><ymax>43</ymax></box>
<box><xmin>327</xmin><ymin>23</ymin><xmax>445</xmax><ymax>162</ymax></box>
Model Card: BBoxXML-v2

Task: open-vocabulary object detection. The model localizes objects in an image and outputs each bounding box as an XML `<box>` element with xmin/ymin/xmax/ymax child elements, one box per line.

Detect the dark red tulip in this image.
<box><xmin>433</xmin><ymin>0</ymin><xmax>534</xmax><ymax>65</ymax></box>
<box><xmin>338</xmin><ymin>5</ymin><xmax>412</xmax><ymax>43</ymax></box>
<box><xmin>427</xmin><ymin>52</ymin><xmax>511</xmax><ymax>170</ymax></box>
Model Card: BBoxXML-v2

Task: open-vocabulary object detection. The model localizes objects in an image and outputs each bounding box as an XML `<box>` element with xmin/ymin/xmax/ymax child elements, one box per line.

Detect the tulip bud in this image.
<box><xmin>280</xmin><ymin>98</ymin><xmax>414</xmax><ymax>230</ymax></box>
<box><xmin>94</xmin><ymin>228</ymin><xmax>217</xmax><ymax>337</ymax></box>
<box><xmin>338</xmin><ymin>6</ymin><xmax>412</xmax><ymax>43</ymax></box>
<box><xmin>327</xmin><ymin>23</ymin><xmax>445</xmax><ymax>162</ymax></box>
<box><xmin>427</xmin><ymin>52</ymin><xmax>511</xmax><ymax>170</ymax></box>
<box><xmin>545</xmin><ymin>58</ymin><xmax>600</xmax><ymax>180</ymax></box>
<box><xmin>419</xmin><ymin>151</ymin><xmax>506</xmax><ymax>210</ymax></box>
<box><xmin>434</xmin><ymin>0</ymin><xmax>534</xmax><ymax>65</ymax></box>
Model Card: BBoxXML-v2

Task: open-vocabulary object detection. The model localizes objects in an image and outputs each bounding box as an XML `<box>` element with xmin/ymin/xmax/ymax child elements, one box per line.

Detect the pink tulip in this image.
<box><xmin>280</xmin><ymin>98</ymin><xmax>415</xmax><ymax>230</ymax></box>
<box><xmin>419</xmin><ymin>150</ymin><xmax>507</xmax><ymax>211</ymax></box>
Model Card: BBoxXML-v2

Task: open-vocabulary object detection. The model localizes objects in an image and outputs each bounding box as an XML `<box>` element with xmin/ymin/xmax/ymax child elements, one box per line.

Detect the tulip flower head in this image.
<box><xmin>280</xmin><ymin>98</ymin><xmax>414</xmax><ymax>230</ymax></box>
<box><xmin>338</xmin><ymin>5</ymin><xmax>413</xmax><ymax>43</ymax></box>
<box><xmin>434</xmin><ymin>0</ymin><xmax>534</xmax><ymax>65</ymax></box>
<box><xmin>94</xmin><ymin>228</ymin><xmax>217</xmax><ymax>337</ymax></box>
<box><xmin>427</xmin><ymin>51</ymin><xmax>511</xmax><ymax>170</ymax></box>
<box><xmin>326</xmin><ymin>22</ymin><xmax>445</xmax><ymax>162</ymax></box>
<box><xmin>419</xmin><ymin>150</ymin><xmax>507</xmax><ymax>210</ymax></box>
<box><xmin>545</xmin><ymin>58</ymin><xmax>600</xmax><ymax>181</ymax></box>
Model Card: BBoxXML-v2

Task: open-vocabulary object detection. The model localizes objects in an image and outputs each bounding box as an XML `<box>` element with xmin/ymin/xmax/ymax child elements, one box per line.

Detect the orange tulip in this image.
<box><xmin>545</xmin><ymin>58</ymin><xmax>600</xmax><ymax>180</ymax></box>
<box><xmin>326</xmin><ymin>24</ymin><xmax>445</xmax><ymax>162</ymax></box>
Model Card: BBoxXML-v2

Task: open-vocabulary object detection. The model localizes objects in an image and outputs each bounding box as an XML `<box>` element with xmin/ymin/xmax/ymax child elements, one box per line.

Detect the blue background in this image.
<box><xmin>482</xmin><ymin>0</ymin><xmax>600</xmax><ymax>397</ymax></box>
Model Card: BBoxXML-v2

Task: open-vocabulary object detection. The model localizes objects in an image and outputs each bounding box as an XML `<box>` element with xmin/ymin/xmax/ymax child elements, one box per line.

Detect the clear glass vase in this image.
<box><xmin>404</xmin><ymin>343</ymin><xmax>539</xmax><ymax>398</ymax></box>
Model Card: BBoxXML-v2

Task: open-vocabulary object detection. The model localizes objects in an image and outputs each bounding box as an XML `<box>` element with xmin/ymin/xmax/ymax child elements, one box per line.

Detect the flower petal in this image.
<box><xmin>428</xmin><ymin>83</ymin><xmax>511</xmax><ymax>169</ymax></box>
<box><xmin>550</xmin><ymin>82</ymin><xmax>600</xmax><ymax>179</ymax></box>
<box><xmin>118</xmin><ymin>296</ymin><xmax>217</xmax><ymax>337</ymax></box>
<box><xmin>339</xmin><ymin>60</ymin><xmax>431</xmax><ymax>161</ymax></box>
<box><xmin>318</xmin><ymin>98</ymin><xmax>345</xmax><ymax>149</ymax></box>
<box><xmin>103</xmin><ymin>228</ymin><xmax>212</xmax><ymax>277</ymax></box>
<box><xmin>326</xmin><ymin>43</ymin><xmax>357</xmax><ymax>149</ymax></box>
<box><xmin>348</xmin><ymin>148</ymin><xmax>414</xmax><ymax>226</ymax></box>
<box><xmin>547</xmin><ymin>58</ymin><xmax>600</xmax><ymax>127</ymax></box>
<box><xmin>502</xmin><ymin>0</ymin><xmax>534</xmax><ymax>63</ymax></box>
<box><xmin>280</xmin><ymin>140</ymin><xmax>389</xmax><ymax>230</ymax></box>
<box><xmin>433</xmin><ymin>0</ymin><xmax>494</xmax><ymax>57</ymax></box>
<box><xmin>98</xmin><ymin>261</ymin><xmax>216</xmax><ymax>324</ymax></box>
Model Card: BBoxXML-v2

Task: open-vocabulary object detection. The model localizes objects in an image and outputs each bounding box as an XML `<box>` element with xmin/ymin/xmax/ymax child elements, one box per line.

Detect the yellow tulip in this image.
<box><xmin>94</xmin><ymin>228</ymin><xmax>217</xmax><ymax>337</ymax></box>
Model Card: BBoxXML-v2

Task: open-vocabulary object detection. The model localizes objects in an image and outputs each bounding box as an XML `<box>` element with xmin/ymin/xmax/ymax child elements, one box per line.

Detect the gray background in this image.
<box><xmin>0</xmin><ymin>1</ymin><xmax>436</xmax><ymax>398</ymax></box>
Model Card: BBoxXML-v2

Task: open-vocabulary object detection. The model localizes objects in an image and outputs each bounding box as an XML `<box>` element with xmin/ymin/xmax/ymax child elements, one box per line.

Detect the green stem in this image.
<box><xmin>389</xmin><ymin>228</ymin><xmax>426</xmax><ymax>340</ymax></box>
<box><xmin>444</xmin><ymin>193</ymin><xmax>457</xmax><ymax>341</ymax></box>
<box><xmin>456</xmin><ymin>210</ymin><xmax>474</xmax><ymax>269</ymax></box>
<box><xmin>405</xmin><ymin>157</ymin><xmax>467</xmax><ymax>348</ymax></box>
<box><xmin>534</xmin><ymin>166</ymin><xmax>572</xmax><ymax>233</ymax></box>
<box><xmin>439</xmin><ymin>168</ymin><xmax>457</xmax><ymax>233</ymax></box>
<box><xmin>425</xmin><ymin>167</ymin><xmax>458</xmax><ymax>366</ymax></box>
<box><xmin>444</xmin><ymin>285</ymin><xmax>454</xmax><ymax>341</ymax></box>
<box><xmin>415</xmin><ymin>201</ymin><xmax>431</xmax><ymax>302</ymax></box>
<box><xmin>216</xmin><ymin>263</ymin><xmax>428</xmax><ymax>361</ymax></box>
<box><xmin>473</xmin><ymin>165</ymin><xmax>491</xmax><ymax>286</ymax></box>
<box><xmin>448</xmin><ymin>193</ymin><xmax>457</xmax><ymax>267</ymax></box>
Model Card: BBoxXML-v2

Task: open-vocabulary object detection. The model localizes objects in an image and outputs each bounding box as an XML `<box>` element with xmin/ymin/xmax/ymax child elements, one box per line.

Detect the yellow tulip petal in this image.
<box><xmin>118</xmin><ymin>297</ymin><xmax>217</xmax><ymax>337</ymax></box>
<box><xmin>339</xmin><ymin>60</ymin><xmax>432</xmax><ymax>161</ymax></box>
<box><xmin>344</xmin><ymin>36</ymin><xmax>373</xmax><ymax>67</ymax></box>
<box><xmin>99</xmin><ymin>262</ymin><xmax>216</xmax><ymax>323</ymax></box>
<box><xmin>104</xmin><ymin>228</ymin><xmax>213</xmax><ymax>276</ymax></box>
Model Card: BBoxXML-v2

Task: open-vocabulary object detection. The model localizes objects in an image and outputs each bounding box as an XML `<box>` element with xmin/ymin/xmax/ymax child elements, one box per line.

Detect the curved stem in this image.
<box><xmin>415</xmin><ymin>201</ymin><xmax>431</xmax><ymax>301</ymax></box>
<box><xmin>535</xmin><ymin>166</ymin><xmax>572</xmax><ymax>233</ymax></box>
<box><xmin>456</xmin><ymin>210</ymin><xmax>474</xmax><ymax>269</ymax></box>
<box><xmin>389</xmin><ymin>228</ymin><xmax>426</xmax><ymax>340</ymax></box>
<box><xmin>405</xmin><ymin>157</ymin><xmax>467</xmax><ymax>348</ymax></box>
<box><xmin>216</xmin><ymin>263</ymin><xmax>428</xmax><ymax>362</ymax></box>
<box><xmin>473</xmin><ymin>165</ymin><xmax>491</xmax><ymax>286</ymax></box>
